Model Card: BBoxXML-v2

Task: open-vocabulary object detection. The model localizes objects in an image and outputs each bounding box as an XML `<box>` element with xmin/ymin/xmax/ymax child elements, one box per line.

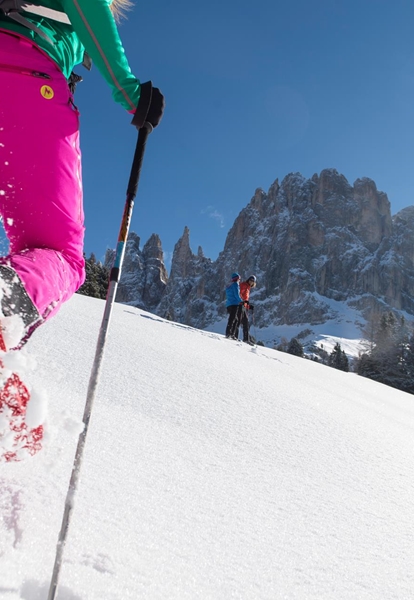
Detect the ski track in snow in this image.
<box><xmin>0</xmin><ymin>294</ymin><xmax>413</xmax><ymax>600</ymax></box>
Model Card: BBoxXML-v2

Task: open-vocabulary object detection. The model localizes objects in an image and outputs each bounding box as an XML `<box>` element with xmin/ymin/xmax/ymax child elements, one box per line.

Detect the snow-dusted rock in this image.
<box><xmin>111</xmin><ymin>169</ymin><xmax>414</xmax><ymax>334</ymax></box>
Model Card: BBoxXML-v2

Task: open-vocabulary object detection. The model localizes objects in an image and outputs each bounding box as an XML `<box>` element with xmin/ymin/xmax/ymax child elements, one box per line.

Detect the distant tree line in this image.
<box><xmin>356</xmin><ymin>312</ymin><xmax>414</xmax><ymax>394</ymax></box>
<box><xmin>277</xmin><ymin>312</ymin><xmax>414</xmax><ymax>394</ymax></box>
<box><xmin>277</xmin><ymin>337</ymin><xmax>349</xmax><ymax>372</ymax></box>
<box><xmin>77</xmin><ymin>253</ymin><xmax>109</xmax><ymax>300</ymax></box>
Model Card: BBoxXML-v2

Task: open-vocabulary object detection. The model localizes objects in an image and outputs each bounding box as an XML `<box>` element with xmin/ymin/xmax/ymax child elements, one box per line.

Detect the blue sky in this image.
<box><xmin>76</xmin><ymin>0</ymin><xmax>414</xmax><ymax>267</ymax></box>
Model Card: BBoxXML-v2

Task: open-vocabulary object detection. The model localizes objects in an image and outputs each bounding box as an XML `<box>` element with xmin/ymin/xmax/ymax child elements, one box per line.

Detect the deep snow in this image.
<box><xmin>1</xmin><ymin>294</ymin><xmax>413</xmax><ymax>600</ymax></box>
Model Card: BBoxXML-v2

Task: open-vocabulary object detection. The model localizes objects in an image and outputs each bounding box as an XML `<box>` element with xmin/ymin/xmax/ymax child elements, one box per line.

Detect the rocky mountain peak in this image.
<box><xmin>169</xmin><ymin>226</ymin><xmax>194</xmax><ymax>279</ymax></box>
<box><xmin>110</xmin><ymin>169</ymin><xmax>414</xmax><ymax>341</ymax></box>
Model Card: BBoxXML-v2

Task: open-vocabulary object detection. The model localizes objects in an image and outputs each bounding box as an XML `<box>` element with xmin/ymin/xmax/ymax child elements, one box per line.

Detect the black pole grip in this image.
<box><xmin>131</xmin><ymin>81</ymin><xmax>153</xmax><ymax>130</ymax></box>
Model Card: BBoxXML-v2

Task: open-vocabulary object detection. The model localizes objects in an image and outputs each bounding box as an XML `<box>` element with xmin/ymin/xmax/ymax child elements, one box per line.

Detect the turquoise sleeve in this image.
<box><xmin>61</xmin><ymin>0</ymin><xmax>141</xmax><ymax>111</ymax></box>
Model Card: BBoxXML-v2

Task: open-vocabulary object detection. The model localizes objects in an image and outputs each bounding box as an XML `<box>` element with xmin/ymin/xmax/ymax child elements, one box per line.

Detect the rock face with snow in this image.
<box><xmin>110</xmin><ymin>169</ymin><xmax>414</xmax><ymax>332</ymax></box>
<box><xmin>105</xmin><ymin>232</ymin><xmax>167</xmax><ymax>313</ymax></box>
<box><xmin>156</xmin><ymin>227</ymin><xmax>217</xmax><ymax>328</ymax></box>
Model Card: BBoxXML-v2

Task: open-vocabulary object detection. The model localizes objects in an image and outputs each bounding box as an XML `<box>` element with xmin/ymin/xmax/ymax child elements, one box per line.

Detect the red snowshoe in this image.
<box><xmin>0</xmin><ymin>334</ymin><xmax>43</xmax><ymax>462</ymax></box>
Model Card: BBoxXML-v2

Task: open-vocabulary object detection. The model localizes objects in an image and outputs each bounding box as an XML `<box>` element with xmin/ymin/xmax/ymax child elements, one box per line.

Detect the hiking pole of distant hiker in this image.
<box><xmin>251</xmin><ymin>306</ymin><xmax>257</xmax><ymax>340</ymax></box>
<box><xmin>47</xmin><ymin>121</ymin><xmax>153</xmax><ymax>600</ymax></box>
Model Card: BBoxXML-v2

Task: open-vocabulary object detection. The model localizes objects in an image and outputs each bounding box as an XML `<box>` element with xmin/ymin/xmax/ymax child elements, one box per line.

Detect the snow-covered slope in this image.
<box><xmin>1</xmin><ymin>294</ymin><xmax>413</xmax><ymax>600</ymax></box>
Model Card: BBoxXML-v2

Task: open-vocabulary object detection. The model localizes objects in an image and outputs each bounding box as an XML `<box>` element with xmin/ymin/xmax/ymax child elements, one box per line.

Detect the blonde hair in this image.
<box><xmin>109</xmin><ymin>0</ymin><xmax>133</xmax><ymax>23</ymax></box>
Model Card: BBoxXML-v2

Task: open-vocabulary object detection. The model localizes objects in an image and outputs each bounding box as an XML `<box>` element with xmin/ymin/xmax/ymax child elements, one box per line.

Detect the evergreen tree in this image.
<box><xmin>341</xmin><ymin>350</ymin><xmax>349</xmax><ymax>372</ymax></box>
<box><xmin>77</xmin><ymin>253</ymin><xmax>109</xmax><ymax>300</ymax></box>
<box><xmin>328</xmin><ymin>342</ymin><xmax>349</xmax><ymax>372</ymax></box>
<box><xmin>402</xmin><ymin>334</ymin><xmax>414</xmax><ymax>394</ymax></box>
<box><xmin>287</xmin><ymin>338</ymin><xmax>304</xmax><ymax>357</ymax></box>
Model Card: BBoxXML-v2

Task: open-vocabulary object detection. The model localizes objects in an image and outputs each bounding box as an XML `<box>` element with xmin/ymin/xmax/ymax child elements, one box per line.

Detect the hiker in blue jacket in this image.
<box><xmin>225</xmin><ymin>272</ymin><xmax>243</xmax><ymax>339</ymax></box>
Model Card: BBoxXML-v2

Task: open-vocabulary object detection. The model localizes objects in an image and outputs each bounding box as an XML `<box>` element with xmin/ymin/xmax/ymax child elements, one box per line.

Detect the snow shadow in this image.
<box><xmin>127</xmin><ymin>311</ymin><xmax>163</xmax><ymax>323</ymax></box>
<box><xmin>0</xmin><ymin>587</ymin><xmax>20</xmax><ymax>596</ymax></box>
<box><xmin>138</xmin><ymin>313</ymin><xmax>190</xmax><ymax>331</ymax></box>
<box><xmin>0</xmin><ymin>479</ymin><xmax>24</xmax><ymax>548</ymax></box>
<box><xmin>21</xmin><ymin>580</ymin><xmax>83</xmax><ymax>600</ymax></box>
<box><xmin>126</xmin><ymin>310</ymin><xmax>191</xmax><ymax>331</ymax></box>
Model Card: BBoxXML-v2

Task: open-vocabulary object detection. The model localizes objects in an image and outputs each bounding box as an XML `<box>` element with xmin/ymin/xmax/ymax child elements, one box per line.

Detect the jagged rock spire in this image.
<box><xmin>112</xmin><ymin>169</ymin><xmax>414</xmax><ymax>333</ymax></box>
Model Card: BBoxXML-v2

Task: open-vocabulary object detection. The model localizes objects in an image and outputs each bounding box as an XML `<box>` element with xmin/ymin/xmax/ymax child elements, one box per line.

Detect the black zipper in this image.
<box><xmin>0</xmin><ymin>63</ymin><xmax>51</xmax><ymax>78</ymax></box>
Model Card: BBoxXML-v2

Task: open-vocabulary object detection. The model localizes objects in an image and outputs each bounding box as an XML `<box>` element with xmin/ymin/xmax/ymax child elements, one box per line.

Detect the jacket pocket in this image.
<box><xmin>0</xmin><ymin>62</ymin><xmax>52</xmax><ymax>79</ymax></box>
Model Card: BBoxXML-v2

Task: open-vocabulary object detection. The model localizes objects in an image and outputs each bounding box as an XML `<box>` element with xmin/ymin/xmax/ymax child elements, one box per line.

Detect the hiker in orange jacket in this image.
<box><xmin>238</xmin><ymin>275</ymin><xmax>257</xmax><ymax>345</ymax></box>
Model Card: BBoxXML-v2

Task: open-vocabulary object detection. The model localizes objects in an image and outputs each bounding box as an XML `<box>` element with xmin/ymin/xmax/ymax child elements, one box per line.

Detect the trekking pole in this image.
<box><xmin>251</xmin><ymin>309</ymin><xmax>258</xmax><ymax>341</ymax></box>
<box><xmin>47</xmin><ymin>121</ymin><xmax>153</xmax><ymax>600</ymax></box>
